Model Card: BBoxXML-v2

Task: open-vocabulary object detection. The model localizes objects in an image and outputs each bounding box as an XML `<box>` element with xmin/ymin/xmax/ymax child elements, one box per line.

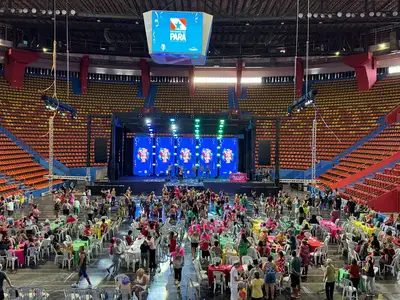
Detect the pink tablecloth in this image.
<box><xmin>320</xmin><ymin>220</ymin><xmax>343</xmax><ymax>239</ymax></box>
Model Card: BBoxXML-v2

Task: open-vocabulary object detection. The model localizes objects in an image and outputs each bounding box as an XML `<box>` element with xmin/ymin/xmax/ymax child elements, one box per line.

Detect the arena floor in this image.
<box><xmin>6</xmin><ymin>186</ymin><xmax>400</xmax><ymax>300</ymax></box>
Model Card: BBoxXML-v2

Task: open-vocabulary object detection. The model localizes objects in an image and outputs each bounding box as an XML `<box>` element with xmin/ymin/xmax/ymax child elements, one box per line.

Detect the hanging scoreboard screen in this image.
<box><xmin>143</xmin><ymin>10</ymin><xmax>213</xmax><ymax>65</ymax></box>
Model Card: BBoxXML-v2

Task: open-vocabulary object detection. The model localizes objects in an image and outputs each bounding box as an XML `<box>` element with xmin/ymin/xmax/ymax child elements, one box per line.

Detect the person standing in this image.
<box><xmin>140</xmin><ymin>239</ymin><xmax>150</xmax><ymax>271</ymax></box>
<box><xmin>364</xmin><ymin>256</ymin><xmax>375</xmax><ymax>296</ymax></box>
<box><xmin>263</xmin><ymin>255</ymin><xmax>277</xmax><ymax>299</ymax></box>
<box><xmin>147</xmin><ymin>235</ymin><xmax>156</xmax><ymax>272</ymax></box>
<box><xmin>290</xmin><ymin>251</ymin><xmax>301</xmax><ymax>298</ymax></box>
<box><xmin>171</xmin><ymin>245</ymin><xmax>184</xmax><ymax>288</ymax></box>
<box><xmin>299</xmin><ymin>240</ymin><xmax>311</xmax><ymax>279</ymax></box>
<box><xmin>72</xmin><ymin>246</ymin><xmax>92</xmax><ymax>288</ymax></box>
<box><xmin>6</xmin><ymin>199</ymin><xmax>14</xmax><ymax>217</ymax></box>
<box><xmin>324</xmin><ymin>258</ymin><xmax>336</xmax><ymax>300</ymax></box>
<box><xmin>110</xmin><ymin>239</ymin><xmax>124</xmax><ymax>277</ymax></box>
<box><xmin>230</xmin><ymin>261</ymin><xmax>241</xmax><ymax>300</ymax></box>
<box><xmin>250</xmin><ymin>271</ymin><xmax>264</xmax><ymax>300</ymax></box>
<box><xmin>0</xmin><ymin>264</ymin><xmax>13</xmax><ymax>299</ymax></box>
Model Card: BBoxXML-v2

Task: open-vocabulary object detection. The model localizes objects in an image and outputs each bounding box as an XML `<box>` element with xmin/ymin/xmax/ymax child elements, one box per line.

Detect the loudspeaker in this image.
<box><xmin>258</xmin><ymin>140</ymin><xmax>271</xmax><ymax>165</ymax></box>
<box><xmin>94</xmin><ymin>138</ymin><xmax>108</xmax><ymax>163</ymax></box>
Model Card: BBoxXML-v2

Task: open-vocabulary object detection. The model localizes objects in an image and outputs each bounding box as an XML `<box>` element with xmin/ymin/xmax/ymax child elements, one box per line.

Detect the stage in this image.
<box><xmin>90</xmin><ymin>176</ymin><xmax>279</xmax><ymax>196</ymax></box>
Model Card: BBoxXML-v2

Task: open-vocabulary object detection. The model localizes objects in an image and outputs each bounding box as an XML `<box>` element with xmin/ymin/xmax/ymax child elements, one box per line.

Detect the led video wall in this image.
<box><xmin>133</xmin><ymin>136</ymin><xmax>238</xmax><ymax>177</ymax></box>
<box><xmin>155</xmin><ymin>137</ymin><xmax>174</xmax><ymax>175</ymax></box>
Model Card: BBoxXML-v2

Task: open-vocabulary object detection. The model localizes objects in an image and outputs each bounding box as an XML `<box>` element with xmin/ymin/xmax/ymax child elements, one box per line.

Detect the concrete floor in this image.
<box><xmin>5</xmin><ymin>186</ymin><xmax>400</xmax><ymax>300</ymax></box>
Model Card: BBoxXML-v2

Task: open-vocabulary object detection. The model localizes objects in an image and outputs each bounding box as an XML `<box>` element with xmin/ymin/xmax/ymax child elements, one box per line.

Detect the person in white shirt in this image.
<box><xmin>73</xmin><ymin>199</ymin><xmax>81</xmax><ymax>215</ymax></box>
<box><xmin>6</xmin><ymin>200</ymin><xmax>14</xmax><ymax>217</ymax></box>
<box><xmin>81</xmin><ymin>194</ymin><xmax>87</xmax><ymax>209</ymax></box>
<box><xmin>230</xmin><ymin>261</ymin><xmax>241</xmax><ymax>300</ymax></box>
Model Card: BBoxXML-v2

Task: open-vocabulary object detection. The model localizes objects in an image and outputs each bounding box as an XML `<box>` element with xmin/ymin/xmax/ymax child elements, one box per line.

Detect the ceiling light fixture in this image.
<box><xmin>313</xmin><ymin>13</ymin><xmax>318</xmax><ymax>18</ymax></box>
<box><xmin>23</xmin><ymin>8</ymin><xmax>28</xmax><ymax>13</ymax></box>
<box><xmin>337</xmin><ymin>12</ymin><xmax>342</xmax><ymax>17</ymax></box>
<box><xmin>328</xmin><ymin>14</ymin><xmax>332</xmax><ymax>18</ymax></box>
<box><xmin>56</xmin><ymin>10</ymin><xmax>60</xmax><ymax>15</ymax></box>
<box><xmin>10</xmin><ymin>8</ymin><xmax>15</xmax><ymax>13</ymax></box>
<box><xmin>70</xmin><ymin>10</ymin><xmax>76</xmax><ymax>15</ymax></box>
<box><xmin>360</xmin><ymin>13</ymin><xmax>365</xmax><ymax>18</ymax></box>
<box><xmin>369</xmin><ymin>12</ymin><xmax>375</xmax><ymax>17</ymax></box>
<box><xmin>298</xmin><ymin>13</ymin><xmax>304</xmax><ymax>18</ymax></box>
<box><xmin>393</xmin><ymin>11</ymin><xmax>398</xmax><ymax>16</ymax></box>
<box><xmin>31</xmin><ymin>8</ymin><xmax>37</xmax><ymax>13</ymax></box>
<box><xmin>62</xmin><ymin>10</ymin><xmax>67</xmax><ymax>15</ymax></box>
<box><xmin>346</xmin><ymin>13</ymin><xmax>351</xmax><ymax>17</ymax></box>
<box><xmin>320</xmin><ymin>13</ymin><xmax>325</xmax><ymax>18</ymax></box>
<box><xmin>376</xmin><ymin>12</ymin><xmax>381</xmax><ymax>17</ymax></box>
<box><xmin>48</xmin><ymin>10</ymin><xmax>52</xmax><ymax>15</ymax></box>
<box><xmin>307</xmin><ymin>12</ymin><xmax>312</xmax><ymax>18</ymax></box>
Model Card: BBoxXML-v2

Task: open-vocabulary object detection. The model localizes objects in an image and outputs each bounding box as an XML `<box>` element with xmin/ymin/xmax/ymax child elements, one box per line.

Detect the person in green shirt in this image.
<box><xmin>324</xmin><ymin>258</ymin><xmax>336</xmax><ymax>300</ymax></box>
<box><xmin>238</xmin><ymin>233</ymin><xmax>249</xmax><ymax>261</ymax></box>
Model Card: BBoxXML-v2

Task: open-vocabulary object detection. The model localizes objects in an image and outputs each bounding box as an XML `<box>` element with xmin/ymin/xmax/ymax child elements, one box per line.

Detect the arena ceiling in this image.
<box><xmin>0</xmin><ymin>0</ymin><xmax>400</xmax><ymax>60</ymax></box>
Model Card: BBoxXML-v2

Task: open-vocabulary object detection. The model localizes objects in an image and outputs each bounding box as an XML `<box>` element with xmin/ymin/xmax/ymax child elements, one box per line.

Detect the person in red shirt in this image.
<box><xmin>348</xmin><ymin>259</ymin><xmax>360</xmax><ymax>290</ymax></box>
<box><xmin>169</xmin><ymin>231</ymin><xmax>177</xmax><ymax>253</ymax></box>
<box><xmin>296</xmin><ymin>230</ymin><xmax>306</xmax><ymax>241</ymax></box>
<box><xmin>125</xmin><ymin>230</ymin><xmax>133</xmax><ymax>246</ymax></box>
<box><xmin>66</xmin><ymin>215</ymin><xmax>76</xmax><ymax>224</ymax></box>
<box><xmin>83</xmin><ymin>225</ymin><xmax>92</xmax><ymax>236</ymax></box>
<box><xmin>100</xmin><ymin>219</ymin><xmax>108</xmax><ymax>235</ymax></box>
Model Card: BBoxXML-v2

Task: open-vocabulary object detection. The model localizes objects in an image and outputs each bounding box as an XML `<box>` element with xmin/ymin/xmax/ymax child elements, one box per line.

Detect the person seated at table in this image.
<box><xmin>349</xmin><ymin>258</ymin><xmax>361</xmax><ymax>290</ymax></box>
<box><xmin>309</xmin><ymin>215</ymin><xmax>320</xmax><ymax>225</ymax></box>
<box><xmin>379</xmin><ymin>245</ymin><xmax>395</xmax><ymax>273</ymax></box>
<box><xmin>124</xmin><ymin>230</ymin><xmax>133</xmax><ymax>246</ymax></box>
<box><xmin>384</xmin><ymin>214</ymin><xmax>395</xmax><ymax>226</ymax></box>
<box><xmin>330</xmin><ymin>209</ymin><xmax>340</xmax><ymax>223</ymax></box>
<box><xmin>83</xmin><ymin>224</ymin><xmax>93</xmax><ymax>237</ymax></box>
<box><xmin>370</xmin><ymin>235</ymin><xmax>381</xmax><ymax>256</ymax></box>
<box><xmin>132</xmin><ymin>268</ymin><xmax>149</xmax><ymax>298</ymax></box>
<box><xmin>296</xmin><ymin>230</ymin><xmax>306</xmax><ymax>241</ymax></box>
<box><xmin>383</xmin><ymin>230</ymin><xmax>394</xmax><ymax>248</ymax></box>
<box><xmin>66</xmin><ymin>215</ymin><xmax>76</xmax><ymax>224</ymax></box>
<box><xmin>276</xmin><ymin>232</ymin><xmax>287</xmax><ymax>245</ymax></box>
<box><xmin>354</xmin><ymin>240</ymin><xmax>363</xmax><ymax>253</ymax></box>
<box><xmin>100</xmin><ymin>219</ymin><xmax>108</xmax><ymax>235</ymax></box>
<box><xmin>302</xmin><ymin>221</ymin><xmax>310</xmax><ymax>231</ymax></box>
<box><xmin>210</xmin><ymin>241</ymin><xmax>222</xmax><ymax>258</ymax></box>
<box><xmin>54</xmin><ymin>242</ymin><xmax>63</xmax><ymax>255</ymax></box>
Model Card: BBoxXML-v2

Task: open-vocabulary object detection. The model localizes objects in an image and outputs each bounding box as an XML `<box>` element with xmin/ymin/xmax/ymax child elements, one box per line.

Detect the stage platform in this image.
<box><xmin>89</xmin><ymin>176</ymin><xmax>279</xmax><ymax>196</ymax></box>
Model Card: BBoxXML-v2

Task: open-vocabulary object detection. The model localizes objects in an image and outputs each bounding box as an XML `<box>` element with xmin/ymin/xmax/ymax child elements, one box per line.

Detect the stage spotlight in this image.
<box><xmin>217</xmin><ymin>164</ymin><xmax>221</xmax><ymax>167</ymax></box>
<box><xmin>376</xmin><ymin>12</ymin><xmax>381</xmax><ymax>17</ymax></box>
<box><xmin>145</xmin><ymin>118</ymin><xmax>151</xmax><ymax>124</ymax></box>
<box><xmin>346</xmin><ymin>13</ymin><xmax>351</xmax><ymax>17</ymax></box>
<box><xmin>31</xmin><ymin>8</ymin><xmax>37</xmax><ymax>13</ymax></box>
<box><xmin>313</xmin><ymin>13</ymin><xmax>318</xmax><ymax>18</ymax></box>
<box><xmin>149</xmin><ymin>128</ymin><xmax>153</xmax><ymax>132</ymax></box>
<box><xmin>170</xmin><ymin>118</ymin><xmax>175</xmax><ymax>122</ymax></box>
<box><xmin>320</xmin><ymin>13</ymin><xmax>325</xmax><ymax>18</ymax></box>
<box><xmin>195</xmin><ymin>118</ymin><xmax>200</xmax><ymax>122</ymax></box>
<box><xmin>150</xmin><ymin>133</ymin><xmax>154</xmax><ymax>137</ymax></box>
<box><xmin>62</xmin><ymin>10</ymin><xmax>67</xmax><ymax>15</ymax></box>
<box><xmin>360</xmin><ymin>13</ymin><xmax>365</xmax><ymax>18</ymax></box>
<box><xmin>18</xmin><ymin>9</ymin><xmax>22</xmax><ymax>13</ymax></box>
<box><xmin>0</xmin><ymin>8</ymin><xmax>4</xmax><ymax>13</ymax></box>
<box><xmin>307</xmin><ymin>13</ymin><xmax>312</xmax><ymax>18</ymax></box>
<box><xmin>298</xmin><ymin>13</ymin><xmax>303</xmax><ymax>18</ymax></box>
<box><xmin>70</xmin><ymin>10</ymin><xmax>76</xmax><ymax>15</ymax></box>
<box><xmin>171</xmin><ymin>124</ymin><xmax>177</xmax><ymax>130</ymax></box>
<box><xmin>351</xmin><ymin>13</ymin><xmax>355</xmax><ymax>17</ymax></box>
<box><xmin>48</xmin><ymin>10</ymin><xmax>52</xmax><ymax>15</ymax></box>
<box><xmin>23</xmin><ymin>8</ymin><xmax>28</xmax><ymax>13</ymax></box>
<box><xmin>335</xmin><ymin>51</ymin><xmax>340</xmax><ymax>56</ymax></box>
<box><xmin>393</xmin><ymin>11</ymin><xmax>398</xmax><ymax>16</ymax></box>
<box><xmin>41</xmin><ymin>10</ymin><xmax>46</xmax><ymax>14</ymax></box>
<box><xmin>217</xmin><ymin>146</ymin><xmax>220</xmax><ymax>149</ymax></box>
<box><xmin>152</xmin><ymin>145</ymin><xmax>156</xmax><ymax>148</ymax></box>
<box><xmin>337</xmin><ymin>12</ymin><xmax>342</xmax><ymax>17</ymax></box>
<box><xmin>369</xmin><ymin>12</ymin><xmax>374</xmax><ymax>17</ymax></box>
<box><xmin>328</xmin><ymin>14</ymin><xmax>332</xmax><ymax>18</ymax></box>
<box><xmin>382</xmin><ymin>13</ymin><xmax>386</xmax><ymax>17</ymax></box>
<box><xmin>10</xmin><ymin>8</ymin><xmax>15</xmax><ymax>13</ymax></box>
<box><xmin>43</xmin><ymin>48</ymin><xmax>48</xmax><ymax>52</ymax></box>
<box><xmin>220</xmin><ymin>119</ymin><xmax>225</xmax><ymax>124</ymax></box>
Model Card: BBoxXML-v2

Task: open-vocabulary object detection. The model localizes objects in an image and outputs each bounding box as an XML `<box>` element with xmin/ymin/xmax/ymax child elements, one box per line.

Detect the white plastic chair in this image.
<box><xmin>25</xmin><ymin>247</ymin><xmax>37</xmax><ymax>266</ymax></box>
<box><xmin>62</xmin><ymin>250</ymin><xmax>73</xmax><ymax>270</ymax></box>
<box><xmin>188</xmin><ymin>278</ymin><xmax>201</xmax><ymax>299</ymax></box>
<box><xmin>242</xmin><ymin>255</ymin><xmax>253</xmax><ymax>266</ymax></box>
<box><xmin>213</xmin><ymin>271</ymin><xmax>225</xmax><ymax>294</ymax></box>
<box><xmin>211</xmin><ymin>257</ymin><xmax>222</xmax><ymax>265</ymax></box>
<box><xmin>342</xmin><ymin>278</ymin><xmax>358</xmax><ymax>300</ymax></box>
<box><xmin>384</xmin><ymin>255</ymin><xmax>399</xmax><ymax>277</ymax></box>
<box><xmin>225</xmin><ymin>242</ymin><xmax>234</xmax><ymax>250</ymax></box>
<box><xmin>311</xmin><ymin>246</ymin><xmax>323</xmax><ymax>265</ymax></box>
<box><xmin>6</xmin><ymin>251</ymin><xmax>18</xmax><ymax>270</ymax></box>
<box><xmin>228</xmin><ymin>256</ymin><xmax>240</xmax><ymax>265</ymax></box>
<box><xmin>65</xmin><ymin>235</ymin><xmax>73</xmax><ymax>242</ymax></box>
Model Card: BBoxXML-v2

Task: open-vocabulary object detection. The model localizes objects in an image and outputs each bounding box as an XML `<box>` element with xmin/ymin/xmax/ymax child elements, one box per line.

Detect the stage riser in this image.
<box><xmin>204</xmin><ymin>182</ymin><xmax>279</xmax><ymax>196</ymax></box>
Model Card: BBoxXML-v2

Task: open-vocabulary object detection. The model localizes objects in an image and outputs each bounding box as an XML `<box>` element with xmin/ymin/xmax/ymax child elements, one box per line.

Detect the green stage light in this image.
<box><xmin>195</xmin><ymin>124</ymin><xmax>200</xmax><ymax>128</ymax></box>
<box><xmin>195</xmin><ymin>119</ymin><xmax>200</xmax><ymax>123</ymax></box>
<box><xmin>218</xmin><ymin>129</ymin><xmax>223</xmax><ymax>133</ymax></box>
<box><xmin>220</xmin><ymin>119</ymin><xmax>225</xmax><ymax>124</ymax></box>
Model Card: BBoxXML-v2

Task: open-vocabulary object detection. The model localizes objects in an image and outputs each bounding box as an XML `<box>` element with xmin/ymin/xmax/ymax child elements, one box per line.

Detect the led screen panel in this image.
<box><xmin>155</xmin><ymin>137</ymin><xmax>174</xmax><ymax>175</ymax></box>
<box><xmin>133</xmin><ymin>137</ymin><xmax>153</xmax><ymax>176</ymax></box>
<box><xmin>199</xmin><ymin>137</ymin><xmax>217</xmax><ymax>178</ymax></box>
<box><xmin>176</xmin><ymin>137</ymin><xmax>196</xmax><ymax>176</ymax></box>
<box><xmin>220</xmin><ymin>138</ymin><xmax>238</xmax><ymax>177</ymax></box>
<box><xmin>151</xmin><ymin>11</ymin><xmax>203</xmax><ymax>54</ymax></box>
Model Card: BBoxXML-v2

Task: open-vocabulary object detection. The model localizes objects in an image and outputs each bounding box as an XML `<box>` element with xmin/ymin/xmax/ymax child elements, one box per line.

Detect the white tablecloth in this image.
<box><xmin>127</xmin><ymin>237</ymin><xmax>145</xmax><ymax>255</ymax></box>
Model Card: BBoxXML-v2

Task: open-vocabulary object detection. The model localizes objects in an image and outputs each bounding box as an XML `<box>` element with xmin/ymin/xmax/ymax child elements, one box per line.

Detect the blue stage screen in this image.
<box><xmin>220</xmin><ymin>138</ymin><xmax>238</xmax><ymax>177</ymax></box>
<box><xmin>134</xmin><ymin>137</ymin><xmax>153</xmax><ymax>176</ymax></box>
<box><xmin>199</xmin><ymin>137</ymin><xmax>217</xmax><ymax>178</ymax></box>
<box><xmin>177</xmin><ymin>137</ymin><xmax>196</xmax><ymax>177</ymax></box>
<box><xmin>152</xmin><ymin>11</ymin><xmax>203</xmax><ymax>54</ymax></box>
<box><xmin>155</xmin><ymin>137</ymin><xmax>174</xmax><ymax>175</ymax></box>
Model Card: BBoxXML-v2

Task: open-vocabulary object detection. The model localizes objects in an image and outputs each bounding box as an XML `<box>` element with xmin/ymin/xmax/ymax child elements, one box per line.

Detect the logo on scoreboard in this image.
<box><xmin>137</xmin><ymin>148</ymin><xmax>149</xmax><ymax>163</ymax></box>
<box><xmin>158</xmin><ymin>148</ymin><xmax>171</xmax><ymax>163</ymax></box>
<box><xmin>201</xmin><ymin>148</ymin><xmax>213</xmax><ymax>164</ymax></box>
<box><xmin>179</xmin><ymin>148</ymin><xmax>192</xmax><ymax>163</ymax></box>
<box><xmin>170</xmin><ymin>18</ymin><xmax>187</xmax><ymax>42</ymax></box>
<box><xmin>222</xmin><ymin>148</ymin><xmax>234</xmax><ymax>164</ymax></box>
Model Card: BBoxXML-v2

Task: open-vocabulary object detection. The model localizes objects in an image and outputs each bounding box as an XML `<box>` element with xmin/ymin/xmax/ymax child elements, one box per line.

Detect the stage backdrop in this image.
<box><xmin>177</xmin><ymin>137</ymin><xmax>196</xmax><ymax>176</ymax></box>
<box><xmin>134</xmin><ymin>136</ymin><xmax>153</xmax><ymax>176</ymax></box>
<box><xmin>220</xmin><ymin>138</ymin><xmax>238</xmax><ymax>177</ymax></box>
<box><xmin>155</xmin><ymin>137</ymin><xmax>174</xmax><ymax>175</ymax></box>
<box><xmin>199</xmin><ymin>137</ymin><xmax>218</xmax><ymax>177</ymax></box>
